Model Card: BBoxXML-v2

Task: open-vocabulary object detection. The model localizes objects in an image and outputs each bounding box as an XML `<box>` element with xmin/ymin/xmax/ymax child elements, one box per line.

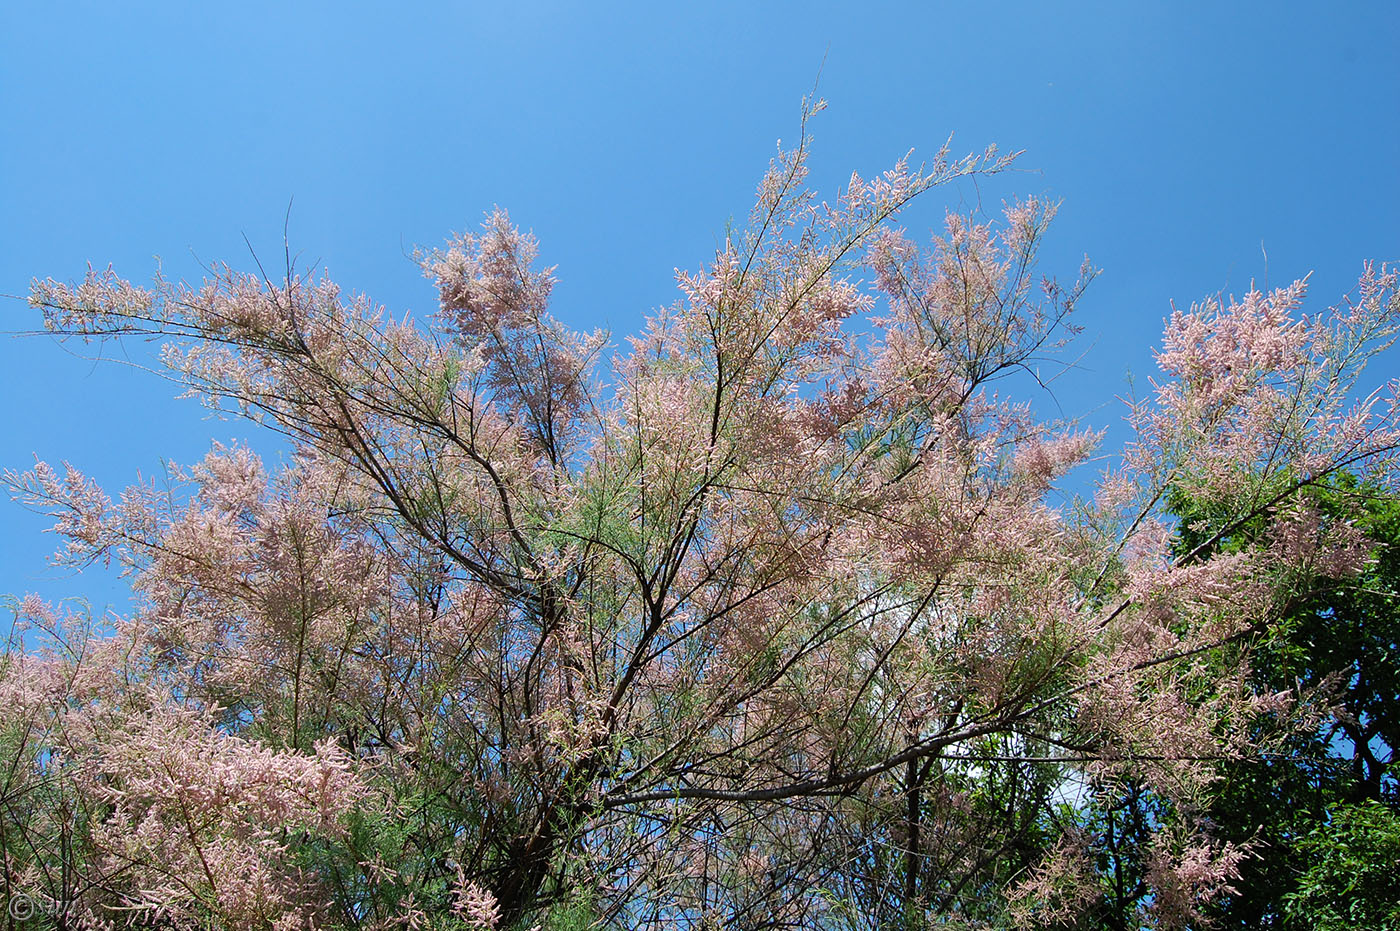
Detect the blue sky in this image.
<box><xmin>2</xmin><ymin>2</ymin><xmax>1397</xmax><ymax>617</ymax></box>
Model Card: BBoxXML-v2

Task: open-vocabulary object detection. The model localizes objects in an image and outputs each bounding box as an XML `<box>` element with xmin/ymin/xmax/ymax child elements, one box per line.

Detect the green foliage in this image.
<box><xmin>1204</xmin><ymin>477</ymin><xmax>1400</xmax><ymax>927</ymax></box>
<box><xmin>524</xmin><ymin>888</ymin><xmax>599</xmax><ymax>931</ymax></box>
<box><xmin>1281</xmin><ymin>800</ymin><xmax>1400</xmax><ymax>931</ymax></box>
<box><xmin>1067</xmin><ymin>475</ymin><xmax>1400</xmax><ymax>928</ymax></box>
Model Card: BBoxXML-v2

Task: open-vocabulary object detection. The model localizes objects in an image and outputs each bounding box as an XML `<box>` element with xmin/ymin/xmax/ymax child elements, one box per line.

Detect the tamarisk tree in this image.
<box><xmin>4</xmin><ymin>105</ymin><xmax>1399</xmax><ymax>929</ymax></box>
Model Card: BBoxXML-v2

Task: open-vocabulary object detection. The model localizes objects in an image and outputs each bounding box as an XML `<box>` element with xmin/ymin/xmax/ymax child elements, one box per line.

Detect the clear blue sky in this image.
<box><xmin>2</xmin><ymin>2</ymin><xmax>1397</xmax><ymax>617</ymax></box>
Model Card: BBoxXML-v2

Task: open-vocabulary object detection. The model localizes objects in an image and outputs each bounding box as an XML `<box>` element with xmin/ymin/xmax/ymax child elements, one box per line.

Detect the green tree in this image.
<box><xmin>1202</xmin><ymin>476</ymin><xmax>1399</xmax><ymax>928</ymax></box>
<box><xmin>1056</xmin><ymin>475</ymin><xmax>1400</xmax><ymax>929</ymax></box>
<box><xmin>1282</xmin><ymin>800</ymin><xmax>1400</xmax><ymax>931</ymax></box>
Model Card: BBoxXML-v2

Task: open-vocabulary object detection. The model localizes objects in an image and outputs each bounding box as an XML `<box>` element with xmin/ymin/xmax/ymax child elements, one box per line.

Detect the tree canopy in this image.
<box><xmin>4</xmin><ymin>108</ymin><xmax>1399</xmax><ymax>929</ymax></box>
